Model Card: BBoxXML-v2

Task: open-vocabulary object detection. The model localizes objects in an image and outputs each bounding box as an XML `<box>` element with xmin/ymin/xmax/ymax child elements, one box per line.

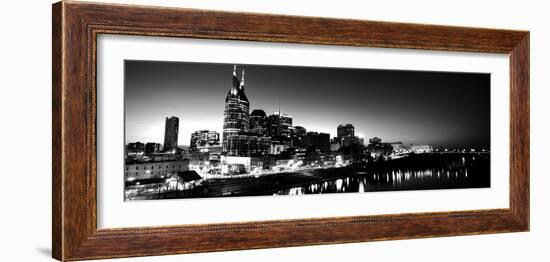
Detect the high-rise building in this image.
<box><xmin>222</xmin><ymin>66</ymin><xmax>251</xmax><ymax>156</ymax></box>
<box><xmin>249</xmin><ymin>136</ymin><xmax>271</xmax><ymax>156</ymax></box>
<box><xmin>163</xmin><ymin>116</ymin><xmax>179</xmax><ymax>149</ymax></box>
<box><xmin>337</xmin><ymin>124</ymin><xmax>355</xmax><ymax>141</ymax></box>
<box><xmin>342</xmin><ymin>136</ymin><xmax>364</xmax><ymax>147</ymax></box>
<box><xmin>337</xmin><ymin>124</ymin><xmax>364</xmax><ymax>148</ymax></box>
<box><xmin>249</xmin><ymin>109</ymin><xmax>271</xmax><ymax>156</ymax></box>
<box><xmin>250</xmin><ymin>109</ymin><xmax>268</xmax><ymax>137</ymax></box>
<box><xmin>292</xmin><ymin>126</ymin><xmax>307</xmax><ymax>148</ymax></box>
<box><xmin>303</xmin><ymin>132</ymin><xmax>330</xmax><ymax>152</ymax></box>
<box><xmin>268</xmin><ymin>111</ymin><xmax>293</xmax><ymax>138</ymax></box>
<box><xmin>294</xmin><ymin>126</ymin><xmax>307</xmax><ymax>137</ymax></box>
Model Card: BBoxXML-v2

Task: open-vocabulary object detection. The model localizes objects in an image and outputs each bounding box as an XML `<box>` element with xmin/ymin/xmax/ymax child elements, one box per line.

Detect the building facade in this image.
<box><xmin>292</xmin><ymin>125</ymin><xmax>307</xmax><ymax>148</ymax></box>
<box><xmin>268</xmin><ymin>111</ymin><xmax>293</xmax><ymax>139</ymax></box>
<box><xmin>190</xmin><ymin>130</ymin><xmax>220</xmax><ymax>152</ymax></box>
<box><xmin>163</xmin><ymin>116</ymin><xmax>179</xmax><ymax>149</ymax></box>
<box><xmin>222</xmin><ymin>66</ymin><xmax>251</xmax><ymax>156</ymax></box>
<box><xmin>126</xmin><ymin>142</ymin><xmax>145</xmax><ymax>157</ymax></box>
<box><xmin>366</xmin><ymin>137</ymin><xmax>393</xmax><ymax>157</ymax></box>
<box><xmin>249</xmin><ymin>109</ymin><xmax>271</xmax><ymax>156</ymax></box>
<box><xmin>389</xmin><ymin>142</ymin><xmax>406</xmax><ymax>153</ymax></box>
<box><xmin>337</xmin><ymin>124</ymin><xmax>355</xmax><ymax>141</ymax></box>
<box><xmin>125</xmin><ymin>159</ymin><xmax>190</xmax><ymax>181</ymax></box>
<box><xmin>341</xmin><ymin>136</ymin><xmax>364</xmax><ymax>147</ymax></box>
<box><xmin>303</xmin><ymin>132</ymin><xmax>330</xmax><ymax>152</ymax></box>
<box><xmin>410</xmin><ymin>144</ymin><xmax>434</xmax><ymax>153</ymax></box>
<box><xmin>250</xmin><ymin>109</ymin><xmax>269</xmax><ymax>137</ymax></box>
<box><xmin>337</xmin><ymin>124</ymin><xmax>365</xmax><ymax>148</ymax></box>
<box><xmin>144</xmin><ymin>142</ymin><xmax>162</xmax><ymax>156</ymax></box>
<box><xmin>249</xmin><ymin>136</ymin><xmax>271</xmax><ymax>156</ymax></box>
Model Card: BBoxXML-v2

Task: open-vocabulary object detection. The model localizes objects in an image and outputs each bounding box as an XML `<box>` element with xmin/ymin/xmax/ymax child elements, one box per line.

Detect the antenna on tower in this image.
<box><xmin>233</xmin><ymin>65</ymin><xmax>237</xmax><ymax>76</ymax></box>
<box><xmin>241</xmin><ymin>69</ymin><xmax>245</xmax><ymax>86</ymax></box>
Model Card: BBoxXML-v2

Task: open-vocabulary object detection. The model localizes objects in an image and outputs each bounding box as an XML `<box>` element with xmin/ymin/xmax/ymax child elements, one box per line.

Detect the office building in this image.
<box><xmin>163</xmin><ymin>116</ymin><xmax>179</xmax><ymax>149</ymax></box>
<box><xmin>222</xmin><ymin>66</ymin><xmax>251</xmax><ymax>156</ymax></box>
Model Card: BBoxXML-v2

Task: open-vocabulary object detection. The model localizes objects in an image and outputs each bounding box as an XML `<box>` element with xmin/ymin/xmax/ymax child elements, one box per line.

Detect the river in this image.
<box><xmin>155</xmin><ymin>152</ymin><xmax>490</xmax><ymax>199</ymax></box>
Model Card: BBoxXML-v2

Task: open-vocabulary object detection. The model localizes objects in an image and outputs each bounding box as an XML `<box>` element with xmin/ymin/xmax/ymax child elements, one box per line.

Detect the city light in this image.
<box><xmin>123</xmin><ymin>64</ymin><xmax>491</xmax><ymax>200</ymax></box>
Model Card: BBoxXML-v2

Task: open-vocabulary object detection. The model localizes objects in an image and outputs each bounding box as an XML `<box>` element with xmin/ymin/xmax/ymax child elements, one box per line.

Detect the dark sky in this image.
<box><xmin>125</xmin><ymin>60</ymin><xmax>490</xmax><ymax>148</ymax></box>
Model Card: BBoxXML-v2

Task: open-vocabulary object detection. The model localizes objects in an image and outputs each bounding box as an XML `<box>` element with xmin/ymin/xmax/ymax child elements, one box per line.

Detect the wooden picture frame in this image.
<box><xmin>52</xmin><ymin>1</ymin><xmax>529</xmax><ymax>261</ymax></box>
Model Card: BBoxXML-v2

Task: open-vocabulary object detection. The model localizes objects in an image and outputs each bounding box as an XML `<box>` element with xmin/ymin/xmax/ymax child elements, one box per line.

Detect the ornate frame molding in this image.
<box><xmin>53</xmin><ymin>1</ymin><xmax>529</xmax><ymax>261</ymax></box>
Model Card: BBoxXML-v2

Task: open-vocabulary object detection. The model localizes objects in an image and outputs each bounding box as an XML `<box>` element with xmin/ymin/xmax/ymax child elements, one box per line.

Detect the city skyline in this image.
<box><xmin>125</xmin><ymin>60</ymin><xmax>490</xmax><ymax>148</ymax></box>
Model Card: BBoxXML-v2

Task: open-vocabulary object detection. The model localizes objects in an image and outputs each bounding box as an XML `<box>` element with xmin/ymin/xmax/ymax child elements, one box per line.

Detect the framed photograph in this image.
<box><xmin>52</xmin><ymin>1</ymin><xmax>529</xmax><ymax>261</ymax></box>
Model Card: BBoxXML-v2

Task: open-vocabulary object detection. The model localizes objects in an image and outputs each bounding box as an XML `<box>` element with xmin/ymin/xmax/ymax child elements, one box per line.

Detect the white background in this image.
<box><xmin>0</xmin><ymin>0</ymin><xmax>547</xmax><ymax>261</ymax></box>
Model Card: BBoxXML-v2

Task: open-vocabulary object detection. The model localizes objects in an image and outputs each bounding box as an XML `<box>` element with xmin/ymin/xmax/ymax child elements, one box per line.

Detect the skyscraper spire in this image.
<box><xmin>230</xmin><ymin>65</ymin><xmax>240</xmax><ymax>95</ymax></box>
<box><xmin>223</xmin><ymin>65</ymin><xmax>250</xmax><ymax>157</ymax></box>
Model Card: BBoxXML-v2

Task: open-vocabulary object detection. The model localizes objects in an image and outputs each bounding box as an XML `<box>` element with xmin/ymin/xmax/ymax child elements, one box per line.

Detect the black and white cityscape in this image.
<box><xmin>124</xmin><ymin>61</ymin><xmax>491</xmax><ymax>201</ymax></box>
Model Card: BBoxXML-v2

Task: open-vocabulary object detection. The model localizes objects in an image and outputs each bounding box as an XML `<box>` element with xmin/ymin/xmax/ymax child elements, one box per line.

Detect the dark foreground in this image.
<box><xmin>127</xmin><ymin>152</ymin><xmax>490</xmax><ymax>200</ymax></box>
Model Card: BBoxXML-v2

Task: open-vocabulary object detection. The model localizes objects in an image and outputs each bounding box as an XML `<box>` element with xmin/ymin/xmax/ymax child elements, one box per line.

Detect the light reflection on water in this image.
<box><xmin>277</xmin><ymin>168</ymin><xmax>473</xmax><ymax>195</ymax></box>
<box><xmin>276</xmin><ymin>155</ymin><xmax>487</xmax><ymax>196</ymax></box>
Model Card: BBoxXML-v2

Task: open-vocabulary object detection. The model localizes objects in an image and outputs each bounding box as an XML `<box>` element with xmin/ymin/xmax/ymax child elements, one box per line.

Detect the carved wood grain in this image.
<box><xmin>52</xmin><ymin>1</ymin><xmax>529</xmax><ymax>261</ymax></box>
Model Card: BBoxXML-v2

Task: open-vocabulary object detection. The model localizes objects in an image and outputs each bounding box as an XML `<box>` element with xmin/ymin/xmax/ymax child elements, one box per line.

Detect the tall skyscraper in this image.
<box><xmin>268</xmin><ymin>111</ymin><xmax>293</xmax><ymax>138</ymax></box>
<box><xmin>163</xmin><ymin>116</ymin><xmax>179</xmax><ymax>149</ymax></box>
<box><xmin>337</xmin><ymin>124</ymin><xmax>363</xmax><ymax>147</ymax></box>
<box><xmin>292</xmin><ymin>126</ymin><xmax>307</xmax><ymax>148</ymax></box>
<box><xmin>250</xmin><ymin>109</ymin><xmax>268</xmax><ymax>137</ymax></box>
<box><xmin>222</xmin><ymin>66</ymin><xmax>251</xmax><ymax>156</ymax></box>
<box><xmin>337</xmin><ymin>124</ymin><xmax>355</xmax><ymax>141</ymax></box>
<box><xmin>249</xmin><ymin>136</ymin><xmax>271</xmax><ymax>156</ymax></box>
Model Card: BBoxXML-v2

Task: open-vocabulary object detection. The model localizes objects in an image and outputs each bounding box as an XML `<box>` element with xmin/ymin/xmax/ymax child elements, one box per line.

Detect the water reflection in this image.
<box><xmin>276</xmin><ymin>154</ymin><xmax>489</xmax><ymax>195</ymax></box>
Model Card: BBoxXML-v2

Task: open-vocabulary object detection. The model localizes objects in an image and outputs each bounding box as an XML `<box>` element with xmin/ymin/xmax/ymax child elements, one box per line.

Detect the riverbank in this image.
<box><xmin>152</xmin><ymin>152</ymin><xmax>490</xmax><ymax>199</ymax></box>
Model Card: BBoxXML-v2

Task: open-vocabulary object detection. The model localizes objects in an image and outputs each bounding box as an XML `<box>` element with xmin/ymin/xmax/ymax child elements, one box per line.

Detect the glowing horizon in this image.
<box><xmin>125</xmin><ymin>61</ymin><xmax>490</xmax><ymax>148</ymax></box>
